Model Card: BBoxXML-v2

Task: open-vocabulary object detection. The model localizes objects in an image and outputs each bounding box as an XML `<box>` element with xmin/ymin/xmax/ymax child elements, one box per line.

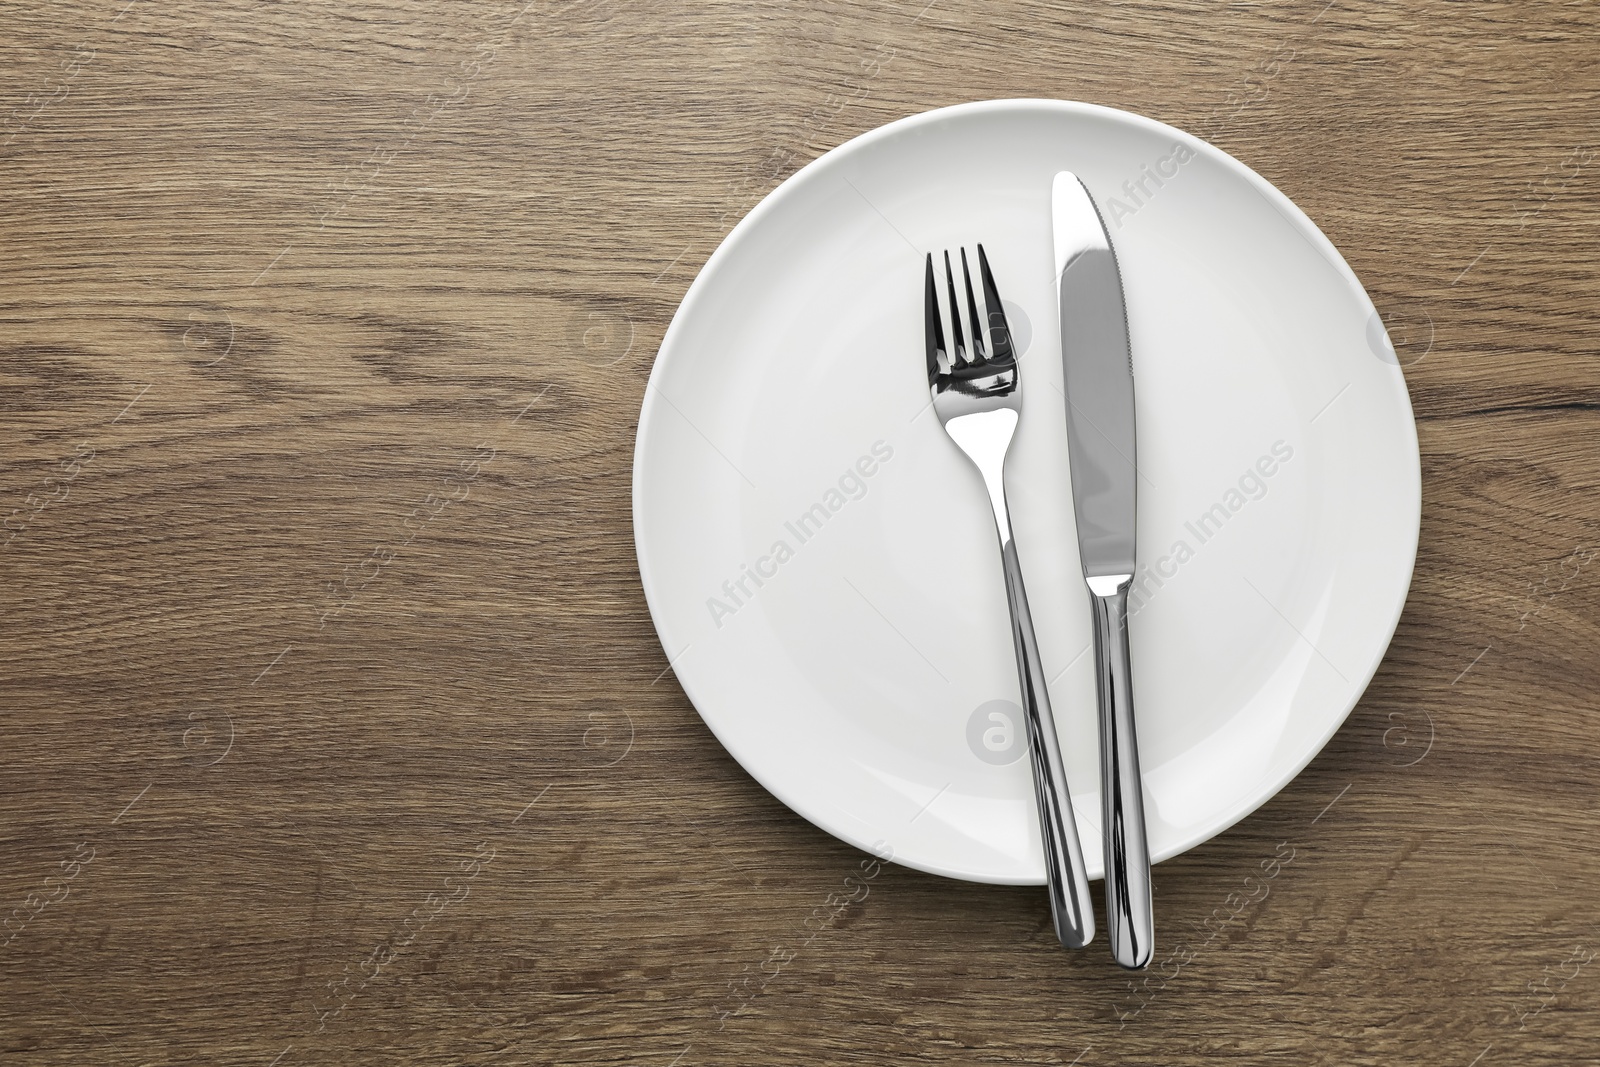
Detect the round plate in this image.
<box><xmin>632</xmin><ymin>100</ymin><xmax>1419</xmax><ymax>884</ymax></box>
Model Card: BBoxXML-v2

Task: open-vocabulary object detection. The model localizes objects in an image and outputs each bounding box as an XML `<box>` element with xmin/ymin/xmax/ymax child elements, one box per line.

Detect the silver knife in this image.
<box><xmin>1052</xmin><ymin>170</ymin><xmax>1154</xmax><ymax>970</ymax></box>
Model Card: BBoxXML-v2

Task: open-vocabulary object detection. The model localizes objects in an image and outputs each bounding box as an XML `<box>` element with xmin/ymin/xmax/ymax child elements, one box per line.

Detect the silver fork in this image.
<box><xmin>924</xmin><ymin>246</ymin><xmax>1095</xmax><ymax>949</ymax></box>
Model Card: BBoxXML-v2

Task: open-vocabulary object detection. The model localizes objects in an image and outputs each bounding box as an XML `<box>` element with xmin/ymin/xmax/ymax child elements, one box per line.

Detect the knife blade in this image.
<box><xmin>1052</xmin><ymin>170</ymin><xmax>1154</xmax><ymax>970</ymax></box>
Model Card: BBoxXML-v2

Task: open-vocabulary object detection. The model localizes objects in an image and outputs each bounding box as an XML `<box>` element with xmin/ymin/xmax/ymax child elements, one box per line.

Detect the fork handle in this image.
<box><xmin>1000</xmin><ymin>539</ymin><xmax>1096</xmax><ymax>949</ymax></box>
<box><xmin>1088</xmin><ymin>576</ymin><xmax>1153</xmax><ymax>969</ymax></box>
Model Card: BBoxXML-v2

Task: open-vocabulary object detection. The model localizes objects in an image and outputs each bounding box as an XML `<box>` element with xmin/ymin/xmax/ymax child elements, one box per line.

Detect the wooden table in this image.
<box><xmin>3</xmin><ymin>1</ymin><xmax>1597</xmax><ymax>1063</ymax></box>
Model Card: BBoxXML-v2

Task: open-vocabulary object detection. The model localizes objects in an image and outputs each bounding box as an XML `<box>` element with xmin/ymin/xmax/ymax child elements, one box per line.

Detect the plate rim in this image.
<box><xmin>631</xmin><ymin>97</ymin><xmax>1422</xmax><ymax>884</ymax></box>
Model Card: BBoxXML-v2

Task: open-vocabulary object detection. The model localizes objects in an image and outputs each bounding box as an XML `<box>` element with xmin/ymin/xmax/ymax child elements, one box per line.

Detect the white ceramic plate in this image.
<box><xmin>632</xmin><ymin>100</ymin><xmax>1419</xmax><ymax>884</ymax></box>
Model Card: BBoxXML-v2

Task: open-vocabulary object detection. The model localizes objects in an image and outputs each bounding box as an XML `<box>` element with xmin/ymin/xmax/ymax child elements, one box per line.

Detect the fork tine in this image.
<box><xmin>943</xmin><ymin>251</ymin><xmax>968</xmax><ymax>368</ymax></box>
<box><xmin>960</xmin><ymin>247</ymin><xmax>987</xmax><ymax>365</ymax></box>
<box><xmin>977</xmin><ymin>244</ymin><xmax>1014</xmax><ymax>366</ymax></box>
<box><xmin>924</xmin><ymin>253</ymin><xmax>946</xmax><ymax>384</ymax></box>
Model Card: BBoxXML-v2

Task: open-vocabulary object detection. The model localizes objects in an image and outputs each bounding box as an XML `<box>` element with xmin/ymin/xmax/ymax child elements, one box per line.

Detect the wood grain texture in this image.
<box><xmin>2</xmin><ymin>0</ymin><xmax>1597</xmax><ymax>1063</ymax></box>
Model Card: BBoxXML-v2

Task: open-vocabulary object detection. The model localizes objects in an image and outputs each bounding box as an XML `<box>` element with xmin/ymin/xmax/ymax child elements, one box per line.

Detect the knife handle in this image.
<box><xmin>1000</xmin><ymin>539</ymin><xmax>1096</xmax><ymax>949</ymax></box>
<box><xmin>1088</xmin><ymin>574</ymin><xmax>1153</xmax><ymax>969</ymax></box>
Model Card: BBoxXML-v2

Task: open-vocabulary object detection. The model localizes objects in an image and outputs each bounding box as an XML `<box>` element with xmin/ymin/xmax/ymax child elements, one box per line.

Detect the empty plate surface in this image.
<box><xmin>632</xmin><ymin>99</ymin><xmax>1420</xmax><ymax>884</ymax></box>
